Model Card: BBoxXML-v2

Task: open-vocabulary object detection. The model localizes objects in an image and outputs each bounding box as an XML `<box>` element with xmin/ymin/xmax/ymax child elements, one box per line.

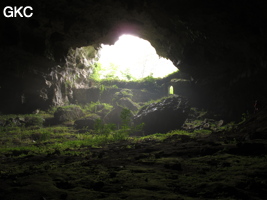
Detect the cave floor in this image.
<box><xmin>1</xmin><ymin>131</ymin><xmax>267</xmax><ymax>200</ymax></box>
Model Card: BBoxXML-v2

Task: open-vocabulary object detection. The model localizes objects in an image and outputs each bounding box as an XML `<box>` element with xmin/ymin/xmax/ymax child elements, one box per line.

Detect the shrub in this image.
<box><xmin>83</xmin><ymin>102</ymin><xmax>113</xmax><ymax>114</ymax></box>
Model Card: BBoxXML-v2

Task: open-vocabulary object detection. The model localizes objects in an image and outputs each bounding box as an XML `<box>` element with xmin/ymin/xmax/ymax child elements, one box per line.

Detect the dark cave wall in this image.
<box><xmin>0</xmin><ymin>0</ymin><xmax>267</xmax><ymax>119</ymax></box>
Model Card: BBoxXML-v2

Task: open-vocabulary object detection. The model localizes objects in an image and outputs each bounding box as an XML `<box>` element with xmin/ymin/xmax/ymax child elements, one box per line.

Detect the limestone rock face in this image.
<box><xmin>0</xmin><ymin>47</ymin><xmax>95</xmax><ymax>113</ymax></box>
<box><xmin>134</xmin><ymin>95</ymin><xmax>190</xmax><ymax>135</ymax></box>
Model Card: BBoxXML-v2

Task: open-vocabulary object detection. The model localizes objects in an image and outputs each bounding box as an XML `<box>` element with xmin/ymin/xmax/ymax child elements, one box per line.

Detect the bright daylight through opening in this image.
<box><xmin>97</xmin><ymin>34</ymin><xmax>178</xmax><ymax>80</ymax></box>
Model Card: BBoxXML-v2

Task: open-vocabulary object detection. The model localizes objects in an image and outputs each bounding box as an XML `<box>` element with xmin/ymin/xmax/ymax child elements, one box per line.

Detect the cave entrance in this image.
<box><xmin>95</xmin><ymin>34</ymin><xmax>178</xmax><ymax>81</ymax></box>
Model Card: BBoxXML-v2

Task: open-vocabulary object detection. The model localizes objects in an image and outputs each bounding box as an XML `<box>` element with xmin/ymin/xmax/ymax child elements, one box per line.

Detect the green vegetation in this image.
<box><xmin>138</xmin><ymin>96</ymin><xmax>170</xmax><ymax>111</ymax></box>
<box><xmin>2</xmin><ymin>102</ymin><xmax>264</xmax><ymax>200</ymax></box>
<box><xmin>0</xmin><ymin>122</ymin><xmax>130</xmax><ymax>156</ymax></box>
<box><xmin>1</xmin><ymin>123</ymin><xmax>201</xmax><ymax>157</ymax></box>
<box><xmin>82</xmin><ymin>101</ymin><xmax>113</xmax><ymax>114</ymax></box>
<box><xmin>49</xmin><ymin>103</ymin><xmax>113</xmax><ymax>116</ymax></box>
<box><xmin>90</xmin><ymin>62</ymin><xmax>166</xmax><ymax>85</ymax></box>
<box><xmin>90</xmin><ymin>62</ymin><xmax>159</xmax><ymax>82</ymax></box>
<box><xmin>90</xmin><ymin>108</ymin><xmax>144</xmax><ymax>140</ymax></box>
<box><xmin>89</xmin><ymin>62</ymin><xmax>102</xmax><ymax>82</ymax></box>
<box><xmin>119</xmin><ymin>108</ymin><xmax>144</xmax><ymax>135</ymax></box>
<box><xmin>0</xmin><ymin>106</ymin><xmax>144</xmax><ymax>156</ymax></box>
<box><xmin>90</xmin><ymin>62</ymin><xmax>125</xmax><ymax>81</ymax></box>
<box><xmin>140</xmin><ymin>74</ymin><xmax>155</xmax><ymax>83</ymax></box>
<box><xmin>1</xmin><ymin>102</ymin><xmax>241</xmax><ymax>159</ymax></box>
<box><xmin>134</xmin><ymin>129</ymin><xmax>211</xmax><ymax>142</ymax></box>
<box><xmin>239</xmin><ymin>111</ymin><xmax>250</xmax><ymax>125</ymax></box>
<box><xmin>1</xmin><ymin>101</ymin><xmax>242</xmax><ymax>160</ymax></box>
<box><xmin>135</xmin><ymin>130</ymin><xmax>189</xmax><ymax>142</ymax></box>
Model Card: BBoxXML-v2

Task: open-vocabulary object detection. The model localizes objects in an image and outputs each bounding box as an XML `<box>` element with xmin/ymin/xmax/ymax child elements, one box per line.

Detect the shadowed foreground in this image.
<box><xmin>1</xmin><ymin>125</ymin><xmax>267</xmax><ymax>200</ymax></box>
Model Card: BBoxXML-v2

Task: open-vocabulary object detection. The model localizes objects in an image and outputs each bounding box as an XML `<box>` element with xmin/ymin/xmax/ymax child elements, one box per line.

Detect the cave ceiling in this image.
<box><xmin>1</xmin><ymin>0</ymin><xmax>266</xmax><ymax>81</ymax></box>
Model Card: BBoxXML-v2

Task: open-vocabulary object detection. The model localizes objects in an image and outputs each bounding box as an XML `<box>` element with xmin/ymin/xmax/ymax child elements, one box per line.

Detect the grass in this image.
<box><xmin>134</xmin><ymin>130</ymin><xmax>214</xmax><ymax>141</ymax></box>
<box><xmin>0</xmin><ymin>120</ymin><xmax>200</xmax><ymax>158</ymax></box>
<box><xmin>2</xmin><ymin>102</ymin><xmax>232</xmax><ymax>160</ymax></box>
<box><xmin>81</xmin><ymin>101</ymin><xmax>113</xmax><ymax>114</ymax></box>
<box><xmin>0</xmin><ymin>103</ymin><xmax>218</xmax><ymax>158</ymax></box>
<box><xmin>0</xmin><ymin>122</ymin><xmax>135</xmax><ymax>157</ymax></box>
<box><xmin>0</xmin><ymin>102</ymin><xmax>131</xmax><ymax>157</ymax></box>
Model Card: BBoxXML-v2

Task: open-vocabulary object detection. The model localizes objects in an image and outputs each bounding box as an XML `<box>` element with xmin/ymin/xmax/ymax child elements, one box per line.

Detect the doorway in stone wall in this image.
<box><xmin>169</xmin><ymin>85</ymin><xmax>174</xmax><ymax>95</ymax></box>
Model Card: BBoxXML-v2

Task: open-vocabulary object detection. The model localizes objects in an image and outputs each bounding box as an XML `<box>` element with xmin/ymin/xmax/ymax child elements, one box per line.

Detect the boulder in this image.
<box><xmin>54</xmin><ymin>105</ymin><xmax>85</xmax><ymax>123</ymax></box>
<box><xmin>89</xmin><ymin>103</ymin><xmax>113</xmax><ymax>118</ymax></box>
<box><xmin>74</xmin><ymin>114</ymin><xmax>101</xmax><ymax>129</ymax></box>
<box><xmin>104</xmin><ymin>106</ymin><xmax>134</xmax><ymax>126</ymax></box>
<box><xmin>117</xmin><ymin>97</ymin><xmax>139</xmax><ymax>111</ymax></box>
<box><xmin>104</xmin><ymin>106</ymin><xmax>124</xmax><ymax>125</ymax></box>
<box><xmin>102</xmin><ymin>89</ymin><xmax>138</xmax><ymax>126</ymax></box>
<box><xmin>133</xmin><ymin>95</ymin><xmax>190</xmax><ymax>135</ymax></box>
<box><xmin>111</xmin><ymin>89</ymin><xmax>140</xmax><ymax>112</ymax></box>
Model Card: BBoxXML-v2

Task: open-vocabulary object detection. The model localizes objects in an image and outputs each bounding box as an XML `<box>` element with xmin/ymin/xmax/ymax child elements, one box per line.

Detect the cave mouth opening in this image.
<box><xmin>94</xmin><ymin>34</ymin><xmax>178</xmax><ymax>81</ymax></box>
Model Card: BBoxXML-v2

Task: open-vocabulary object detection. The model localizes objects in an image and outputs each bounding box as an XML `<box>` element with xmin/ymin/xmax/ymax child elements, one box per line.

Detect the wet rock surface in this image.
<box><xmin>134</xmin><ymin>95</ymin><xmax>190</xmax><ymax>135</ymax></box>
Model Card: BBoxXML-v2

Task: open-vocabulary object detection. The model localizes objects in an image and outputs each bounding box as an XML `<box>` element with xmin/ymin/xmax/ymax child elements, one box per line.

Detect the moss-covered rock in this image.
<box><xmin>113</xmin><ymin>89</ymin><xmax>133</xmax><ymax>101</ymax></box>
<box><xmin>117</xmin><ymin>97</ymin><xmax>140</xmax><ymax>111</ymax></box>
<box><xmin>74</xmin><ymin>114</ymin><xmax>101</xmax><ymax>129</ymax></box>
<box><xmin>54</xmin><ymin>105</ymin><xmax>85</xmax><ymax>123</ymax></box>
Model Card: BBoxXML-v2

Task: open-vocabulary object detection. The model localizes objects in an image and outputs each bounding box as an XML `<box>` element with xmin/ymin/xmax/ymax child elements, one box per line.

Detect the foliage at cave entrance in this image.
<box><xmin>89</xmin><ymin>34</ymin><xmax>178</xmax><ymax>82</ymax></box>
<box><xmin>90</xmin><ymin>62</ymin><xmax>136</xmax><ymax>82</ymax></box>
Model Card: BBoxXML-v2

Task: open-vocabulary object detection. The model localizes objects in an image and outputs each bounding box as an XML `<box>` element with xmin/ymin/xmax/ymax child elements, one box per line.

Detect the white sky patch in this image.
<box><xmin>98</xmin><ymin>34</ymin><xmax>177</xmax><ymax>80</ymax></box>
